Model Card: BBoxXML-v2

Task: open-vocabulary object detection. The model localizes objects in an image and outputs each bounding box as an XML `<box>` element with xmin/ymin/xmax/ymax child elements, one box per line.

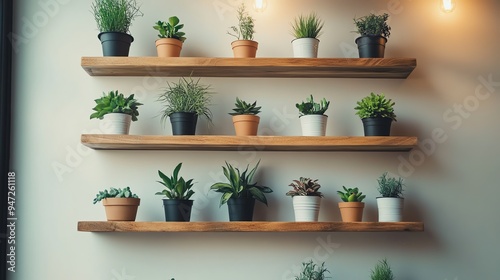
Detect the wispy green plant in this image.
<box><xmin>91</xmin><ymin>0</ymin><xmax>143</xmax><ymax>33</ymax></box>
<box><xmin>291</xmin><ymin>13</ymin><xmax>324</xmax><ymax>39</ymax></box>
<box><xmin>227</xmin><ymin>3</ymin><xmax>255</xmax><ymax>40</ymax></box>
<box><xmin>353</xmin><ymin>13</ymin><xmax>391</xmax><ymax>38</ymax></box>
<box><xmin>295</xmin><ymin>260</ymin><xmax>331</xmax><ymax>280</ymax></box>
<box><xmin>377</xmin><ymin>172</ymin><xmax>404</xmax><ymax>198</ymax></box>
<box><xmin>354</xmin><ymin>92</ymin><xmax>397</xmax><ymax>121</ymax></box>
<box><xmin>370</xmin><ymin>258</ymin><xmax>394</xmax><ymax>280</ymax></box>
<box><xmin>296</xmin><ymin>95</ymin><xmax>330</xmax><ymax>116</ymax></box>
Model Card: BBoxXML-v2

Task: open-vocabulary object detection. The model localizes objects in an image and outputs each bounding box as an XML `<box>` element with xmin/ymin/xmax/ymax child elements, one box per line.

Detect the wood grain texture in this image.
<box><xmin>81</xmin><ymin>57</ymin><xmax>416</xmax><ymax>78</ymax></box>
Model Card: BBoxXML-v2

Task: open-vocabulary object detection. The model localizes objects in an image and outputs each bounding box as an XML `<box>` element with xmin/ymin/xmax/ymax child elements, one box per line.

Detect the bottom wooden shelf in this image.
<box><xmin>78</xmin><ymin>221</ymin><xmax>424</xmax><ymax>232</ymax></box>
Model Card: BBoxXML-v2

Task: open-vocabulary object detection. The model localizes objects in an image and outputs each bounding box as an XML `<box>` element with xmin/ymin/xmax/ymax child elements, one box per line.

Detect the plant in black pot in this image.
<box><xmin>90</xmin><ymin>90</ymin><xmax>142</xmax><ymax>134</ymax></box>
<box><xmin>210</xmin><ymin>160</ymin><xmax>272</xmax><ymax>221</ymax></box>
<box><xmin>91</xmin><ymin>0</ymin><xmax>143</xmax><ymax>56</ymax></box>
<box><xmin>354</xmin><ymin>92</ymin><xmax>397</xmax><ymax>136</ymax></box>
<box><xmin>353</xmin><ymin>13</ymin><xmax>391</xmax><ymax>58</ymax></box>
<box><xmin>155</xmin><ymin>163</ymin><xmax>195</xmax><ymax>222</ymax></box>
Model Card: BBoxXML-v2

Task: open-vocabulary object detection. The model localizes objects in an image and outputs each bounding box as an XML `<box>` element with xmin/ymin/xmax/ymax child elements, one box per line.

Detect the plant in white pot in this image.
<box><xmin>90</xmin><ymin>90</ymin><xmax>142</xmax><ymax>134</ymax></box>
<box><xmin>296</xmin><ymin>95</ymin><xmax>330</xmax><ymax>136</ymax></box>
<box><xmin>153</xmin><ymin>16</ymin><xmax>186</xmax><ymax>57</ymax></box>
<box><xmin>227</xmin><ymin>3</ymin><xmax>258</xmax><ymax>58</ymax></box>
<box><xmin>286</xmin><ymin>177</ymin><xmax>324</xmax><ymax>222</ymax></box>
<box><xmin>353</xmin><ymin>13</ymin><xmax>391</xmax><ymax>58</ymax></box>
<box><xmin>337</xmin><ymin>186</ymin><xmax>366</xmax><ymax>222</ymax></box>
<box><xmin>354</xmin><ymin>92</ymin><xmax>397</xmax><ymax>136</ymax></box>
<box><xmin>291</xmin><ymin>12</ymin><xmax>324</xmax><ymax>58</ymax></box>
<box><xmin>229</xmin><ymin>97</ymin><xmax>262</xmax><ymax>136</ymax></box>
<box><xmin>376</xmin><ymin>172</ymin><xmax>405</xmax><ymax>222</ymax></box>
<box><xmin>93</xmin><ymin>187</ymin><xmax>140</xmax><ymax>221</ymax></box>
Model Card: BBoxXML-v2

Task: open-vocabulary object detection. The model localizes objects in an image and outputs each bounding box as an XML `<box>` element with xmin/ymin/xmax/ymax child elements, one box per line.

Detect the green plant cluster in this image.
<box><xmin>353</xmin><ymin>13</ymin><xmax>391</xmax><ymax>38</ymax></box>
<box><xmin>229</xmin><ymin>97</ymin><xmax>261</xmax><ymax>115</ymax></box>
<box><xmin>337</xmin><ymin>186</ymin><xmax>366</xmax><ymax>202</ymax></box>
<box><xmin>295</xmin><ymin>260</ymin><xmax>331</xmax><ymax>280</ymax></box>
<box><xmin>370</xmin><ymin>258</ymin><xmax>394</xmax><ymax>280</ymax></box>
<box><xmin>93</xmin><ymin>187</ymin><xmax>139</xmax><ymax>204</ymax></box>
<box><xmin>286</xmin><ymin>177</ymin><xmax>324</xmax><ymax>197</ymax></box>
<box><xmin>90</xmin><ymin>90</ymin><xmax>143</xmax><ymax>121</ymax></box>
<box><xmin>227</xmin><ymin>3</ymin><xmax>255</xmax><ymax>40</ymax></box>
<box><xmin>296</xmin><ymin>95</ymin><xmax>330</xmax><ymax>116</ymax></box>
<box><xmin>354</xmin><ymin>92</ymin><xmax>397</xmax><ymax>121</ymax></box>
<box><xmin>156</xmin><ymin>163</ymin><xmax>195</xmax><ymax>200</ymax></box>
<box><xmin>153</xmin><ymin>16</ymin><xmax>186</xmax><ymax>41</ymax></box>
<box><xmin>91</xmin><ymin>0</ymin><xmax>143</xmax><ymax>33</ymax></box>
<box><xmin>291</xmin><ymin>13</ymin><xmax>324</xmax><ymax>39</ymax></box>
<box><xmin>377</xmin><ymin>172</ymin><xmax>404</xmax><ymax>198</ymax></box>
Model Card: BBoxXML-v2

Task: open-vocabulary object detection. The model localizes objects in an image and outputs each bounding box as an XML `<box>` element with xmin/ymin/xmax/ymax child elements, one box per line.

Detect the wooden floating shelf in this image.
<box><xmin>81</xmin><ymin>57</ymin><xmax>416</xmax><ymax>79</ymax></box>
<box><xmin>81</xmin><ymin>135</ymin><xmax>418</xmax><ymax>152</ymax></box>
<box><xmin>78</xmin><ymin>221</ymin><xmax>424</xmax><ymax>232</ymax></box>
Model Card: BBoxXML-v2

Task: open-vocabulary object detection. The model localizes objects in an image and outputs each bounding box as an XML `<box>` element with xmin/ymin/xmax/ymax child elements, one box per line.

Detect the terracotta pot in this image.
<box><xmin>232</xmin><ymin>115</ymin><xmax>260</xmax><ymax>136</ymax></box>
<box><xmin>156</xmin><ymin>38</ymin><xmax>183</xmax><ymax>57</ymax></box>
<box><xmin>102</xmin><ymin>198</ymin><xmax>140</xmax><ymax>221</ymax></box>
<box><xmin>338</xmin><ymin>202</ymin><xmax>365</xmax><ymax>222</ymax></box>
<box><xmin>231</xmin><ymin>40</ymin><xmax>258</xmax><ymax>58</ymax></box>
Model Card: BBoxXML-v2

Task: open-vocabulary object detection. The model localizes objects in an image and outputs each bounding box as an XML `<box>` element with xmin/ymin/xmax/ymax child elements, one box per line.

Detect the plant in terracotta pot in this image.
<box><xmin>337</xmin><ymin>186</ymin><xmax>366</xmax><ymax>222</ymax></box>
<box><xmin>294</xmin><ymin>260</ymin><xmax>331</xmax><ymax>280</ymax></box>
<box><xmin>296</xmin><ymin>95</ymin><xmax>330</xmax><ymax>136</ymax></box>
<box><xmin>354</xmin><ymin>92</ymin><xmax>396</xmax><ymax>136</ymax></box>
<box><xmin>210</xmin><ymin>160</ymin><xmax>272</xmax><ymax>221</ymax></box>
<box><xmin>158</xmin><ymin>77</ymin><xmax>213</xmax><ymax>135</ymax></box>
<box><xmin>291</xmin><ymin>12</ymin><xmax>324</xmax><ymax>58</ymax></box>
<box><xmin>91</xmin><ymin>0</ymin><xmax>143</xmax><ymax>56</ymax></box>
<box><xmin>90</xmin><ymin>90</ymin><xmax>143</xmax><ymax>134</ymax></box>
<box><xmin>376</xmin><ymin>172</ymin><xmax>405</xmax><ymax>222</ymax></box>
<box><xmin>353</xmin><ymin>13</ymin><xmax>391</xmax><ymax>58</ymax></box>
<box><xmin>93</xmin><ymin>186</ymin><xmax>140</xmax><ymax>221</ymax></box>
<box><xmin>156</xmin><ymin>162</ymin><xmax>195</xmax><ymax>222</ymax></box>
<box><xmin>229</xmin><ymin>97</ymin><xmax>262</xmax><ymax>136</ymax></box>
<box><xmin>153</xmin><ymin>16</ymin><xmax>186</xmax><ymax>57</ymax></box>
<box><xmin>286</xmin><ymin>177</ymin><xmax>324</xmax><ymax>222</ymax></box>
<box><xmin>370</xmin><ymin>258</ymin><xmax>394</xmax><ymax>280</ymax></box>
<box><xmin>227</xmin><ymin>3</ymin><xmax>258</xmax><ymax>58</ymax></box>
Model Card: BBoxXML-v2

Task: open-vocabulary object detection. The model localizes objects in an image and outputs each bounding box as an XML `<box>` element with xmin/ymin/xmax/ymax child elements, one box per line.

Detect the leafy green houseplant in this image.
<box><xmin>337</xmin><ymin>186</ymin><xmax>366</xmax><ymax>222</ymax></box>
<box><xmin>294</xmin><ymin>260</ymin><xmax>330</xmax><ymax>280</ymax></box>
<box><xmin>291</xmin><ymin>13</ymin><xmax>324</xmax><ymax>58</ymax></box>
<box><xmin>156</xmin><ymin>163</ymin><xmax>195</xmax><ymax>221</ymax></box>
<box><xmin>353</xmin><ymin>13</ymin><xmax>391</xmax><ymax>58</ymax></box>
<box><xmin>377</xmin><ymin>172</ymin><xmax>404</xmax><ymax>198</ymax></box>
<box><xmin>370</xmin><ymin>258</ymin><xmax>394</xmax><ymax>280</ymax></box>
<box><xmin>296</xmin><ymin>95</ymin><xmax>330</xmax><ymax>136</ymax></box>
<box><xmin>296</xmin><ymin>95</ymin><xmax>330</xmax><ymax>116</ymax></box>
<box><xmin>286</xmin><ymin>177</ymin><xmax>323</xmax><ymax>221</ymax></box>
<box><xmin>376</xmin><ymin>172</ymin><xmax>405</xmax><ymax>222</ymax></box>
<box><xmin>354</xmin><ymin>92</ymin><xmax>396</xmax><ymax>136</ymax></box>
<box><xmin>90</xmin><ymin>90</ymin><xmax>142</xmax><ymax>134</ymax></box>
<box><xmin>227</xmin><ymin>3</ymin><xmax>258</xmax><ymax>57</ymax></box>
<box><xmin>153</xmin><ymin>16</ymin><xmax>186</xmax><ymax>57</ymax></box>
<box><xmin>93</xmin><ymin>187</ymin><xmax>140</xmax><ymax>221</ymax></box>
<box><xmin>229</xmin><ymin>98</ymin><xmax>262</xmax><ymax>136</ymax></box>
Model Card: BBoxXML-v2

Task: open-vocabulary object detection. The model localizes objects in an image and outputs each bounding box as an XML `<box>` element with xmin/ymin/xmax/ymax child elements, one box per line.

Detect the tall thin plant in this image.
<box><xmin>227</xmin><ymin>3</ymin><xmax>255</xmax><ymax>40</ymax></box>
<box><xmin>91</xmin><ymin>0</ymin><xmax>143</xmax><ymax>33</ymax></box>
<box><xmin>291</xmin><ymin>13</ymin><xmax>324</xmax><ymax>39</ymax></box>
<box><xmin>370</xmin><ymin>258</ymin><xmax>394</xmax><ymax>280</ymax></box>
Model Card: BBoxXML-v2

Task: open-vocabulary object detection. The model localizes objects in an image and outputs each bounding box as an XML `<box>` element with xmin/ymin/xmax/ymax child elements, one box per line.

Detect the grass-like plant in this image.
<box><xmin>90</xmin><ymin>90</ymin><xmax>142</xmax><ymax>121</ymax></box>
<box><xmin>354</xmin><ymin>92</ymin><xmax>397</xmax><ymax>121</ymax></box>
<box><xmin>93</xmin><ymin>187</ymin><xmax>139</xmax><ymax>204</ymax></box>
<box><xmin>156</xmin><ymin>163</ymin><xmax>195</xmax><ymax>200</ymax></box>
<box><xmin>291</xmin><ymin>13</ymin><xmax>324</xmax><ymax>39</ymax></box>
<box><xmin>295</xmin><ymin>260</ymin><xmax>331</xmax><ymax>280</ymax></box>
<box><xmin>153</xmin><ymin>16</ymin><xmax>186</xmax><ymax>42</ymax></box>
<box><xmin>227</xmin><ymin>3</ymin><xmax>255</xmax><ymax>40</ymax></box>
<box><xmin>370</xmin><ymin>258</ymin><xmax>394</xmax><ymax>280</ymax></box>
<box><xmin>286</xmin><ymin>177</ymin><xmax>324</xmax><ymax>197</ymax></box>
<box><xmin>91</xmin><ymin>0</ymin><xmax>143</xmax><ymax>33</ymax></box>
<box><xmin>377</xmin><ymin>172</ymin><xmax>404</xmax><ymax>198</ymax></box>
<box><xmin>229</xmin><ymin>97</ymin><xmax>261</xmax><ymax>115</ymax></box>
<box><xmin>353</xmin><ymin>13</ymin><xmax>391</xmax><ymax>38</ymax></box>
<box><xmin>337</xmin><ymin>186</ymin><xmax>366</xmax><ymax>202</ymax></box>
<box><xmin>296</xmin><ymin>95</ymin><xmax>330</xmax><ymax>116</ymax></box>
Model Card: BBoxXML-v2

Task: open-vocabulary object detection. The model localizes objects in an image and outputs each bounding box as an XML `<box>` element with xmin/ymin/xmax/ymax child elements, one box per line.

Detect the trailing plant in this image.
<box><xmin>90</xmin><ymin>90</ymin><xmax>143</xmax><ymax>121</ymax></box>
<box><xmin>377</xmin><ymin>172</ymin><xmax>404</xmax><ymax>198</ymax></box>
<box><xmin>153</xmin><ymin>16</ymin><xmax>186</xmax><ymax>42</ymax></box>
<box><xmin>354</xmin><ymin>92</ymin><xmax>397</xmax><ymax>121</ymax></box>
<box><xmin>210</xmin><ymin>160</ymin><xmax>273</xmax><ymax>207</ymax></box>
<box><xmin>370</xmin><ymin>258</ymin><xmax>394</xmax><ymax>280</ymax></box>
<box><xmin>91</xmin><ymin>0</ymin><xmax>143</xmax><ymax>33</ymax></box>
<box><xmin>291</xmin><ymin>13</ymin><xmax>324</xmax><ymax>39</ymax></box>
<box><xmin>295</xmin><ymin>260</ymin><xmax>331</xmax><ymax>280</ymax></box>
<box><xmin>337</xmin><ymin>186</ymin><xmax>366</xmax><ymax>202</ymax></box>
<box><xmin>227</xmin><ymin>3</ymin><xmax>255</xmax><ymax>40</ymax></box>
<box><xmin>296</xmin><ymin>95</ymin><xmax>330</xmax><ymax>116</ymax></box>
<box><xmin>156</xmin><ymin>163</ymin><xmax>195</xmax><ymax>200</ymax></box>
<box><xmin>286</xmin><ymin>177</ymin><xmax>324</xmax><ymax>197</ymax></box>
<box><xmin>228</xmin><ymin>97</ymin><xmax>261</xmax><ymax>115</ymax></box>
<box><xmin>93</xmin><ymin>187</ymin><xmax>139</xmax><ymax>204</ymax></box>
<box><xmin>353</xmin><ymin>13</ymin><xmax>391</xmax><ymax>38</ymax></box>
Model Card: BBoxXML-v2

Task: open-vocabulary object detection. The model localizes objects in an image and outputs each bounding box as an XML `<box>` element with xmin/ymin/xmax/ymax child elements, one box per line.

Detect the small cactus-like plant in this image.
<box><xmin>93</xmin><ymin>187</ymin><xmax>139</xmax><ymax>204</ymax></box>
<box><xmin>296</xmin><ymin>95</ymin><xmax>330</xmax><ymax>116</ymax></box>
<box><xmin>286</xmin><ymin>177</ymin><xmax>324</xmax><ymax>197</ymax></box>
<box><xmin>337</xmin><ymin>186</ymin><xmax>366</xmax><ymax>202</ymax></box>
<box><xmin>228</xmin><ymin>97</ymin><xmax>261</xmax><ymax>115</ymax></box>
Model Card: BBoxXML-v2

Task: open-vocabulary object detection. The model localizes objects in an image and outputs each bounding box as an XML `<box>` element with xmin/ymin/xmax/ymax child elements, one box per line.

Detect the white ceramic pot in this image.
<box><xmin>299</xmin><ymin>115</ymin><xmax>327</xmax><ymax>136</ymax></box>
<box><xmin>292</xmin><ymin>196</ymin><xmax>321</xmax><ymax>222</ymax></box>
<box><xmin>102</xmin><ymin>113</ymin><xmax>132</xmax><ymax>134</ymax></box>
<box><xmin>292</xmin><ymin>38</ymin><xmax>320</xmax><ymax>58</ymax></box>
<box><xmin>376</xmin><ymin>197</ymin><xmax>404</xmax><ymax>222</ymax></box>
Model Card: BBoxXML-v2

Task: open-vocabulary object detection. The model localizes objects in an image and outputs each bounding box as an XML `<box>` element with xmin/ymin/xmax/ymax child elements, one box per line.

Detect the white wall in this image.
<box><xmin>10</xmin><ymin>0</ymin><xmax>500</xmax><ymax>279</ymax></box>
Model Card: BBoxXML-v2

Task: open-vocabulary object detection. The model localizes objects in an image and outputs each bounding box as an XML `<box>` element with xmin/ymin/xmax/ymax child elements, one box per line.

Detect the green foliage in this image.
<box><xmin>227</xmin><ymin>3</ymin><xmax>255</xmax><ymax>40</ymax></box>
<box><xmin>210</xmin><ymin>160</ymin><xmax>273</xmax><ymax>207</ymax></box>
<box><xmin>291</xmin><ymin>13</ymin><xmax>324</xmax><ymax>39</ymax></box>
<box><xmin>286</xmin><ymin>177</ymin><xmax>324</xmax><ymax>197</ymax></box>
<box><xmin>295</xmin><ymin>260</ymin><xmax>331</xmax><ymax>280</ymax></box>
<box><xmin>90</xmin><ymin>90</ymin><xmax>143</xmax><ymax>121</ymax></box>
<box><xmin>353</xmin><ymin>13</ymin><xmax>391</xmax><ymax>38</ymax></box>
<box><xmin>370</xmin><ymin>258</ymin><xmax>394</xmax><ymax>280</ymax></box>
<box><xmin>377</xmin><ymin>172</ymin><xmax>404</xmax><ymax>198</ymax></box>
<box><xmin>337</xmin><ymin>186</ymin><xmax>366</xmax><ymax>202</ymax></box>
<box><xmin>296</xmin><ymin>95</ymin><xmax>330</xmax><ymax>116</ymax></box>
<box><xmin>229</xmin><ymin>97</ymin><xmax>261</xmax><ymax>115</ymax></box>
<box><xmin>153</xmin><ymin>16</ymin><xmax>186</xmax><ymax>42</ymax></box>
<box><xmin>93</xmin><ymin>187</ymin><xmax>139</xmax><ymax>204</ymax></box>
<box><xmin>354</xmin><ymin>92</ymin><xmax>397</xmax><ymax>121</ymax></box>
<box><xmin>91</xmin><ymin>0</ymin><xmax>143</xmax><ymax>33</ymax></box>
<box><xmin>156</xmin><ymin>163</ymin><xmax>195</xmax><ymax>200</ymax></box>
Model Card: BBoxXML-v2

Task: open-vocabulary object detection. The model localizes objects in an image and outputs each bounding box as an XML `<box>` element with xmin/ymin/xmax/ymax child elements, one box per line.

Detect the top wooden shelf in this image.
<box><xmin>81</xmin><ymin>57</ymin><xmax>416</xmax><ymax>79</ymax></box>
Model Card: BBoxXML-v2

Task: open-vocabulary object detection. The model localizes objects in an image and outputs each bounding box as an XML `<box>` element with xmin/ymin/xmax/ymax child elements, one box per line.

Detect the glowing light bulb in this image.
<box><xmin>254</xmin><ymin>0</ymin><xmax>267</xmax><ymax>12</ymax></box>
<box><xmin>441</xmin><ymin>0</ymin><xmax>456</xmax><ymax>13</ymax></box>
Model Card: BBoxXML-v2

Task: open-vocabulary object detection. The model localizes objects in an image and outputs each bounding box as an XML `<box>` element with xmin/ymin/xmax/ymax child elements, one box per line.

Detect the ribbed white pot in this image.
<box><xmin>292</xmin><ymin>38</ymin><xmax>320</xmax><ymax>58</ymax></box>
<box><xmin>377</xmin><ymin>197</ymin><xmax>404</xmax><ymax>222</ymax></box>
<box><xmin>292</xmin><ymin>196</ymin><xmax>321</xmax><ymax>222</ymax></box>
<box><xmin>102</xmin><ymin>113</ymin><xmax>131</xmax><ymax>134</ymax></box>
<box><xmin>299</xmin><ymin>115</ymin><xmax>327</xmax><ymax>136</ymax></box>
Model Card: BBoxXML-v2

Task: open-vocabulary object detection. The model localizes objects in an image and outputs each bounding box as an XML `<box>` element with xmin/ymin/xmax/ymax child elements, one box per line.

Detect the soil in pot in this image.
<box><xmin>169</xmin><ymin>112</ymin><xmax>198</xmax><ymax>135</ymax></box>
<box><xmin>102</xmin><ymin>198</ymin><xmax>140</xmax><ymax>221</ymax></box>
<box><xmin>156</xmin><ymin>38</ymin><xmax>183</xmax><ymax>57</ymax></box>
<box><xmin>231</xmin><ymin>40</ymin><xmax>258</xmax><ymax>58</ymax></box>
<box><xmin>338</xmin><ymin>202</ymin><xmax>365</xmax><ymax>222</ymax></box>
<box><xmin>355</xmin><ymin>35</ymin><xmax>387</xmax><ymax>58</ymax></box>
<box><xmin>361</xmin><ymin>117</ymin><xmax>392</xmax><ymax>136</ymax></box>
<box><xmin>227</xmin><ymin>197</ymin><xmax>255</xmax><ymax>221</ymax></box>
<box><xmin>162</xmin><ymin>199</ymin><xmax>194</xmax><ymax>222</ymax></box>
<box><xmin>232</xmin><ymin>115</ymin><xmax>260</xmax><ymax>136</ymax></box>
<box><xmin>98</xmin><ymin>32</ymin><xmax>134</xmax><ymax>57</ymax></box>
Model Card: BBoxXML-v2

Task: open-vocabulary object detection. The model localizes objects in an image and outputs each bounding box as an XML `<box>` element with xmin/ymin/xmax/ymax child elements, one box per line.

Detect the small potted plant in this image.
<box><xmin>158</xmin><ymin>77</ymin><xmax>213</xmax><ymax>135</ymax></box>
<box><xmin>294</xmin><ymin>260</ymin><xmax>330</xmax><ymax>280</ymax></box>
<box><xmin>296</xmin><ymin>95</ymin><xmax>330</xmax><ymax>136</ymax></box>
<box><xmin>290</xmin><ymin>12</ymin><xmax>324</xmax><ymax>58</ymax></box>
<box><xmin>90</xmin><ymin>90</ymin><xmax>143</xmax><ymax>134</ymax></box>
<box><xmin>229</xmin><ymin>97</ymin><xmax>262</xmax><ymax>136</ymax></box>
<box><xmin>156</xmin><ymin>163</ymin><xmax>195</xmax><ymax>222</ymax></box>
<box><xmin>286</xmin><ymin>177</ymin><xmax>324</xmax><ymax>222</ymax></box>
<box><xmin>91</xmin><ymin>0</ymin><xmax>143</xmax><ymax>56</ymax></box>
<box><xmin>153</xmin><ymin>16</ymin><xmax>186</xmax><ymax>57</ymax></box>
<box><xmin>337</xmin><ymin>186</ymin><xmax>366</xmax><ymax>222</ymax></box>
<box><xmin>370</xmin><ymin>258</ymin><xmax>394</xmax><ymax>280</ymax></box>
<box><xmin>354</xmin><ymin>92</ymin><xmax>397</xmax><ymax>136</ymax></box>
<box><xmin>353</xmin><ymin>13</ymin><xmax>391</xmax><ymax>58</ymax></box>
<box><xmin>210</xmin><ymin>160</ymin><xmax>272</xmax><ymax>221</ymax></box>
<box><xmin>93</xmin><ymin>187</ymin><xmax>140</xmax><ymax>221</ymax></box>
<box><xmin>227</xmin><ymin>3</ymin><xmax>258</xmax><ymax>58</ymax></box>
<box><xmin>376</xmin><ymin>172</ymin><xmax>405</xmax><ymax>222</ymax></box>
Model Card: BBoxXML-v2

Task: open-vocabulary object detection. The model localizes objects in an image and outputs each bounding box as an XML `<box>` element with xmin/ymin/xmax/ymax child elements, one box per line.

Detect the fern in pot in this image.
<box><xmin>296</xmin><ymin>95</ymin><xmax>330</xmax><ymax>136</ymax></box>
<box><xmin>353</xmin><ymin>13</ymin><xmax>391</xmax><ymax>58</ymax></box>
<box><xmin>376</xmin><ymin>172</ymin><xmax>405</xmax><ymax>222</ymax></box>
<box><xmin>354</xmin><ymin>92</ymin><xmax>396</xmax><ymax>136</ymax></box>
<box><xmin>291</xmin><ymin>12</ymin><xmax>324</xmax><ymax>58</ymax></box>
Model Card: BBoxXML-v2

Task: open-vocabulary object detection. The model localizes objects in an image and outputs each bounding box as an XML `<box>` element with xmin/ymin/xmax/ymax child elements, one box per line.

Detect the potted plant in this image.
<box><xmin>158</xmin><ymin>76</ymin><xmax>213</xmax><ymax>135</ymax></box>
<box><xmin>227</xmin><ymin>3</ymin><xmax>258</xmax><ymax>58</ymax></box>
<box><xmin>376</xmin><ymin>172</ymin><xmax>405</xmax><ymax>222</ymax></box>
<box><xmin>155</xmin><ymin>163</ymin><xmax>195</xmax><ymax>222</ymax></box>
<box><xmin>337</xmin><ymin>186</ymin><xmax>366</xmax><ymax>222</ymax></box>
<box><xmin>290</xmin><ymin>12</ymin><xmax>324</xmax><ymax>58</ymax></box>
<box><xmin>296</xmin><ymin>95</ymin><xmax>330</xmax><ymax>136</ymax></box>
<box><xmin>294</xmin><ymin>260</ymin><xmax>330</xmax><ymax>280</ymax></box>
<box><xmin>93</xmin><ymin>187</ymin><xmax>140</xmax><ymax>221</ymax></box>
<box><xmin>354</xmin><ymin>92</ymin><xmax>397</xmax><ymax>136</ymax></box>
<box><xmin>370</xmin><ymin>258</ymin><xmax>394</xmax><ymax>280</ymax></box>
<box><xmin>91</xmin><ymin>0</ymin><xmax>143</xmax><ymax>56</ymax></box>
<box><xmin>153</xmin><ymin>16</ymin><xmax>186</xmax><ymax>57</ymax></box>
<box><xmin>286</xmin><ymin>177</ymin><xmax>324</xmax><ymax>222</ymax></box>
<box><xmin>353</xmin><ymin>13</ymin><xmax>391</xmax><ymax>58</ymax></box>
<box><xmin>90</xmin><ymin>90</ymin><xmax>143</xmax><ymax>134</ymax></box>
<box><xmin>210</xmin><ymin>160</ymin><xmax>272</xmax><ymax>221</ymax></box>
<box><xmin>229</xmin><ymin>97</ymin><xmax>262</xmax><ymax>136</ymax></box>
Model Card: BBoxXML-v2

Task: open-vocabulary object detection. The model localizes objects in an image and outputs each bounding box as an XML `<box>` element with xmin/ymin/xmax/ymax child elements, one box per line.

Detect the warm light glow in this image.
<box><xmin>254</xmin><ymin>0</ymin><xmax>267</xmax><ymax>12</ymax></box>
<box><xmin>441</xmin><ymin>0</ymin><xmax>456</xmax><ymax>13</ymax></box>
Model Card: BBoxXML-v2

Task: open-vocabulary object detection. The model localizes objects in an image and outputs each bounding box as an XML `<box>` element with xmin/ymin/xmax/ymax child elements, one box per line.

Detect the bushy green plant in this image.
<box><xmin>370</xmin><ymin>258</ymin><xmax>394</xmax><ymax>280</ymax></box>
<box><xmin>91</xmin><ymin>0</ymin><xmax>143</xmax><ymax>33</ymax></box>
<box><xmin>296</xmin><ymin>95</ymin><xmax>330</xmax><ymax>116</ymax></box>
<box><xmin>354</xmin><ymin>92</ymin><xmax>397</xmax><ymax>121</ymax></box>
<box><xmin>286</xmin><ymin>177</ymin><xmax>324</xmax><ymax>197</ymax></box>
<box><xmin>353</xmin><ymin>13</ymin><xmax>391</xmax><ymax>38</ymax></box>
<box><xmin>295</xmin><ymin>260</ymin><xmax>331</xmax><ymax>280</ymax></box>
<box><xmin>153</xmin><ymin>16</ymin><xmax>186</xmax><ymax>42</ymax></box>
<box><xmin>377</xmin><ymin>172</ymin><xmax>404</xmax><ymax>198</ymax></box>
<box><xmin>93</xmin><ymin>187</ymin><xmax>139</xmax><ymax>204</ymax></box>
<box><xmin>227</xmin><ymin>3</ymin><xmax>255</xmax><ymax>40</ymax></box>
<box><xmin>156</xmin><ymin>163</ymin><xmax>195</xmax><ymax>200</ymax></box>
<box><xmin>291</xmin><ymin>13</ymin><xmax>324</xmax><ymax>39</ymax></box>
<box><xmin>210</xmin><ymin>160</ymin><xmax>272</xmax><ymax>207</ymax></box>
<box><xmin>90</xmin><ymin>90</ymin><xmax>143</xmax><ymax>121</ymax></box>
<box><xmin>229</xmin><ymin>97</ymin><xmax>261</xmax><ymax>115</ymax></box>
<box><xmin>337</xmin><ymin>186</ymin><xmax>366</xmax><ymax>202</ymax></box>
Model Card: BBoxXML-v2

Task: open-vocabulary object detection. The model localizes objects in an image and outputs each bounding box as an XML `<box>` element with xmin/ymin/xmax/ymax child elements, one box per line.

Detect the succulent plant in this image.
<box><xmin>286</xmin><ymin>177</ymin><xmax>324</xmax><ymax>197</ymax></box>
<box><xmin>156</xmin><ymin>163</ymin><xmax>195</xmax><ymax>200</ymax></box>
<box><xmin>228</xmin><ymin>97</ymin><xmax>261</xmax><ymax>115</ymax></box>
<box><xmin>337</xmin><ymin>186</ymin><xmax>366</xmax><ymax>202</ymax></box>
<box><xmin>93</xmin><ymin>187</ymin><xmax>139</xmax><ymax>204</ymax></box>
<box><xmin>153</xmin><ymin>16</ymin><xmax>186</xmax><ymax>41</ymax></box>
<box><xmin>296</xmin><ymin>95</ymin><xmax>330</xmax><ymax>116</ymax></box>
<box><xmin>377</xmin><ymin>172</ymin><xmax>404</xmax><ymax>198</ymax></box>
<box><xmin>354</xmin><ymin>92</ymin><xmax>397</xmax><ymax>121</ymax></box>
